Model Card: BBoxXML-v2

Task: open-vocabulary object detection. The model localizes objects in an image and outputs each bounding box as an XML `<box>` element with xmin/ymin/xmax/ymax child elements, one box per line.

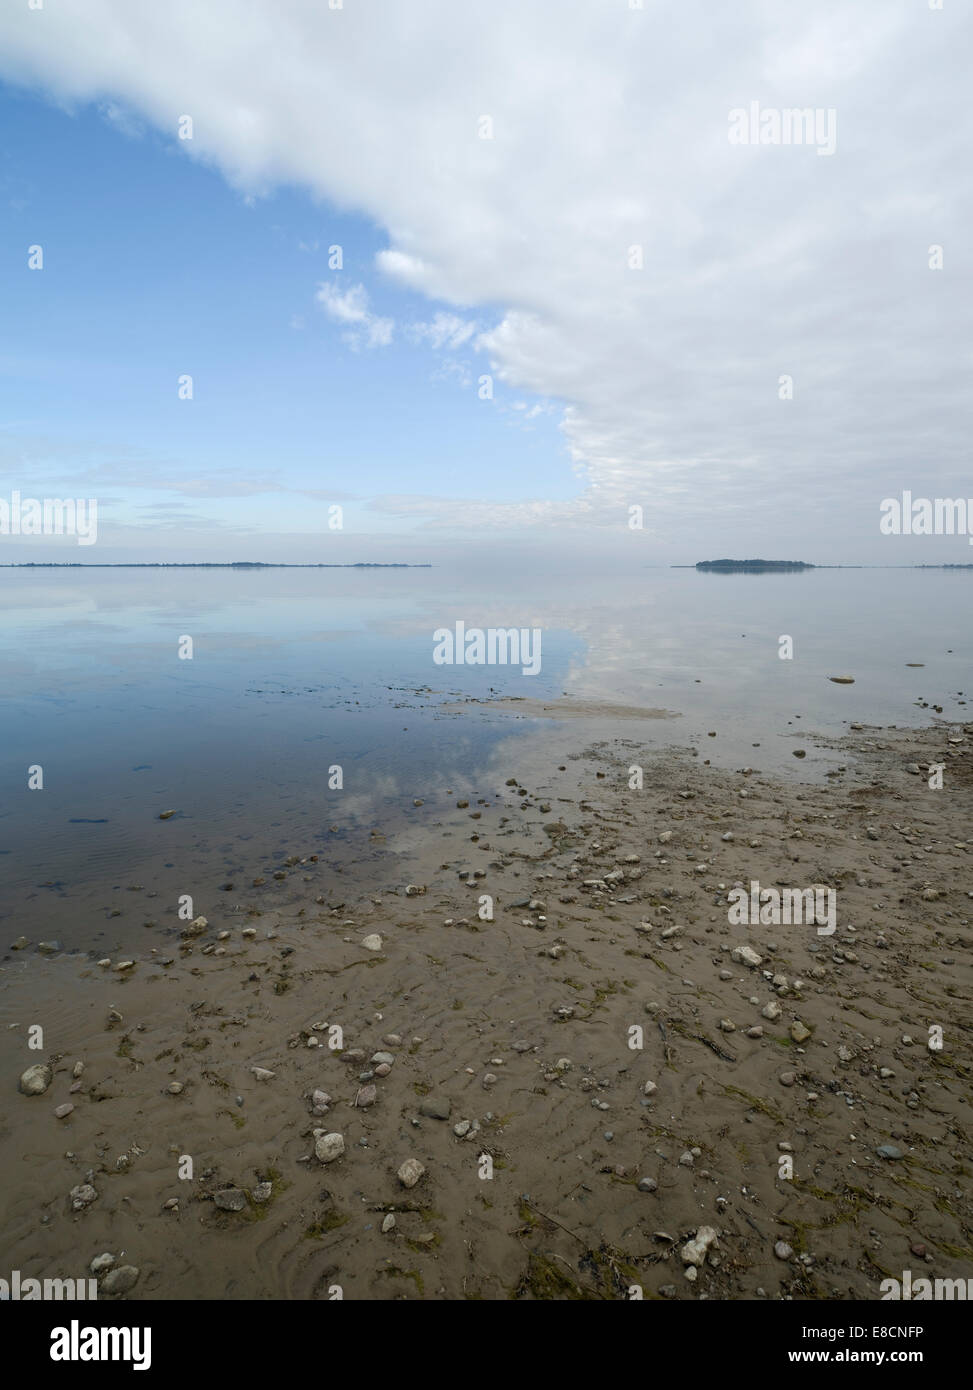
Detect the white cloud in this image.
<box><xmin>315</xmin><ymin>281</ymin><xmax>394</xmax><ymax>349</ymax></box>
<box><xmin>0</xmin><ymin>0</ymin><xmax>969</xmax><ymax>548</ymax></box>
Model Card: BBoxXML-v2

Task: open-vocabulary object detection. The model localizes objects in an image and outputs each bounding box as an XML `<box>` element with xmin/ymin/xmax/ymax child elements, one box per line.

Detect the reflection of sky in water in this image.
<box><xmin>0</xmin><ymin>564</ymin><xmax>969</xmax><ymax>938</ymax></box>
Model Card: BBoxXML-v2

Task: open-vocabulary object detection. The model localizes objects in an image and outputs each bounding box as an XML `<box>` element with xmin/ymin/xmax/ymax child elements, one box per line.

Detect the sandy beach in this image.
<box><xmin>3</xmin><ymin>712</ymin><xmax>970</xmax><ymax>1301</ymax></box>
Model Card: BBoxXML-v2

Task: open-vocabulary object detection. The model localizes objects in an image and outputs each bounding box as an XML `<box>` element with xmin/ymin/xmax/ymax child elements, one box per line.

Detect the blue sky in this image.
<box><xmin>0</xmin><ymin>1</ymin><xmax>970</xmax><ymax>564</ymax></box>
<box><xmin>1</xmin><ymin>86</ymin><xmax>573</xmax><ymax>553</ymax></box>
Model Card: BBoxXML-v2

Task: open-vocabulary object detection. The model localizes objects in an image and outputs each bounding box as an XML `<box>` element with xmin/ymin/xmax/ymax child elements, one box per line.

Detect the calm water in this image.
<box><xmin>1</xmin><ymin>564</ymin><xmax>969</xmax><ymax>946</ymax></box>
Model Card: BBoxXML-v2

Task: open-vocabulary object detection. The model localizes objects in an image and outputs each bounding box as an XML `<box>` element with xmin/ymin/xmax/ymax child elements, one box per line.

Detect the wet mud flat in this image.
<box><xmin>1</xmin><ymin>719</ymin><xmax>970</xmax><ymax>1300</ymax></box>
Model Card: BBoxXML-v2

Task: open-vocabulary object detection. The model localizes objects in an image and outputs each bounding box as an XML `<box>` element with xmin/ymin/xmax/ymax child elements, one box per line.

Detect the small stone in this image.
<box><xmin>355</xmin><ymin>1085</ymin><xmax>378</xmax><ymax>1108</ymax></box>
<box><xmin>638</xmin><ymin>1177</ymin><xmax>658</xmax><ymax>1193</ymax></box>
<box><xmin>90</xmin><ymin>1253</ymin><xmax>115</xmax><ymax>1275</ymax></box>
<box><xmin>361</xmin><ymin>934</ymin><xmax>383</xmax><ymax>952</ymax></box>
<box><xmin>774</xmin><ymin>1240</ymin><xmax>794</xmax><ymax>1260</ymax></box>
<box><xmin>54</xmin><ymin>1103</ymin><xmax>74</xmax><ymax>1119</ymax></box>
<box><xmin>398</xmin><ymin>1158</ymin><xmax>425</xmax><ymax>1188</ymax></box>
<box><xmin>19</xmin><ymin>1064</ymin><xmax>53</xmax><ymax>1096</ymax></box>
<box><xmin>100</xmin><ymin>1266</ymin><xmax>140</xmax><ymax>1295</ymax></box>
<box><xmin>731</xmin><ymin>946</ymin><xmax>762</xmax><ymax>968</ymax></box>
<box><xmin>453</xmin><ymin>1120</ymin><xmax>471</xmax><ymax>1137</ymax></box>
<box><xmin>779</xmin><ymin>1072</ymin><xmax>796</xmax><ymax>1087</ymax></box>
<box><xmin>371</xmin><ymin>1052</ymin><xmax>394</xmax><ymax>1067</ymax></box>
<box><xmin>876</xmin><ymin>1144</ymin><xmax>904</xmax><ymax>1161</ymax></box>
<box><xmin>252</xmin><ymin>1182</ymin><xmax>273</xmax><ymax>1203</ymax></box>
<box><xmin>643</xmin><ymin>1080</ymin><xmax>658</xmax><ymax>1097</ymax></box>
<box><xmin>214</xmin><ymin>1188</ymin><xmax>247</xmax><ymax>1212</ymax></box>
<box><xmin>761</xmin><ymin>1001</ymin><xmax>782</xmax><ymax>1021</ymax></box>
<box><xmin>382</xmin><ymin>1213</ymin><xmax>396</xmax><ymax>1233</ymax></box>
<box><xmin>681</xmin><ymin>1226</ymin><xmax>718</xmax><ymax>1266</ymax></box>
<box><xmin>70</xmin><ymin>1183</ymin><xmax>98</xmax><ymax>1210</ymax></box>
<box><xmin>251</xmin><ymin>1067</ymin><xmax>276</xmax><ymax>1081</ymax></box>
<box><xmin>789</xmin><ymin>1022</ymin><xmax>811</xmax><ymax>1044</ymax></box>
<box><xmin>419</xmin><ymin>1098</ymin><xmax>451</xmax><ymax>1120</ymax></box>
<box><xmin>166</xmin><ymin>1082</ymin><xmax>184</xmax><ymax>1095</ymax></box>
<box><xmin>315</xmin><ymin>1132</ymin><xmax>345</xmax><ymax>1164</ymax></box>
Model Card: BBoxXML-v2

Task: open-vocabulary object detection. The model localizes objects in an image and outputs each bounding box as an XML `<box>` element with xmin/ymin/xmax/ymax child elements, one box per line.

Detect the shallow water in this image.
<box><xmin>1</xmin><ymin>563</ymin><xmax>969</xmax><ymax>945</ymax></box>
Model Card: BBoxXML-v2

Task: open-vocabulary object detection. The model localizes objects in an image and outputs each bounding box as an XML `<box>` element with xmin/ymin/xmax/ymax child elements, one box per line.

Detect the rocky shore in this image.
<box><xmin>2</xmin><ymin>718</ymin><xmax>970</xmax><ymax>1300</ymax></box>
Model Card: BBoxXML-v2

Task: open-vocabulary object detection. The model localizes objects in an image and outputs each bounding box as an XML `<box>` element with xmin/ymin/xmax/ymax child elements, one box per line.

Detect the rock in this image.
<box><xmin>638</xmin><ymin>1177</ymin><xmax>658</xmax><ymax>1193</ymax></box>
<box><xmin>166</xmin><ymin>1082</ymin><xmax>184</xmax><ymax>1095</ymax></box>
<box><xmin>181</xmin><ymin>916</ymin><xmax>208</xmax><ymax>938</ymax></box>
<box><xmin>214</xmin><ymin>1188</ymin><xmax>247</xmax><ymax>1212</ymax></box>
<box><xmin>774</xmin><ymin>1240</ymin><xmax>794</xmax><ymax>1260</ymax></box>
<box><xmin>54</xmin><ymin>1103</ymin><xmax>74</xmax><ymax>1119</ymax></box>
<box><xmin>643</xmin><ymin>1080</ymin><xmax>657</xmax><ymax>1096</ymax></box>
<box><xmin>252</xmin><ymin>1182</ymin><xmax>273</xmax><ymax>1203</ymax></box>
<box><xmin>251</xmin><ymin>1067</ymin><xmax>275</xmax><ymax>1081</ymax></box>
<box><xmin>397</xmin><ymin>1158</ymin><xmax>425</xmax><ymax>1188</ymax></box>
<box><xmin>361</xmin><ymin>934</ymin><xmax>383</xmax><ymax>952</ymax></box>
<box><xmin>745</xmin><ymin>1026</ymin><xmax>764</xmax><ymax>1039</ymax></box>
<box><xmin>371</xmin><ymin>1051</ymin><xmax>395</xmax><ymax>1067</ymax></box>
<box><xmin>779</xmin><ymin>1072</ymin><xmax>796</xmax><ymax>1087</ymax></box>
<box><xmin>315</xmin><ymin>1132</ymin><xmax>345</xmax><ymax>1164</ymax></box>
<box><xmin>828</xmin><ymin>676</ymin><xmax>855</xmax><ymax>684</ymax></box>
<box><xmin>789</xmin><ymin>1022</ymin><xmax>811</xmax><ymax>1044</ymax></box>
<box><xmin>355</xmin><ymin>1085</ymin><xmax>377</xmax><ymax>1108</ymax></box>
<box><xmin>90</xmin><ymin>1253</ymin><xmax>115</xmax><ymax>1275</ymax></box>
<box><xmin>419</xmin><ymin>1098</ymin><xmax>451</xmax><ymax>1120</ymax></box>
<box><xmin>38</xmin><ymin>941</ymin><xmax>61</xmax><ymax>955</ymax></box>
<box><xmin>70</xmin><ymin>1183</ymin><xmax>98</xmax><ymax>1210</ymax></box>
<box><xmin>761</xmin><ymin>1001</ymin><xmax>782</xmax><ymax>1021</ymax></box>
<box><xmin>310</xmin><ymin>1089</ymin><xmax>331</xmax><ymax>1114</ymax></box>
<box><xmin>453</xmin><ymin>1120</ymin><xmax>471</xmax><ymax>1137</ymax></box>
<box><xmin>876</xmin><ymin>1144</ymin><xmax>904</xmax><ymax>1161</ymax></box>
<box><xmin>101</xmin><ymin>1265</ymin><xmax>140</xmax><ymax>1295</ymax></box>
<box><xmin>731</xmin><ymin>945</ymin><xmax>762</xmax><ymax>968</ymax></box>
<box><xmin>681</xmin><ymin>1226</ymin><xmax>718</xmax><ymax>1266</ymax></box>
<box><xmin>405</xmin><ymin>884</ymin><xmax>426</xmax><ymax>896</ymax></box>
<box><xmin>19</xmin><ymin>1064</ymin><xmax>53</xmax><ymax>1096</ymax></box>
<box><xmin>158</xmin><ymin>809</ymin><xmax>177</xmax><ymax>818</ymax></box>
<box><xmin>679</xmin><ymin>1151</ymin><xmax>694</xmax><ymax>1167</ymax></box>
<box><xmin>382</xmin><ymin>1213</ymin><xmax>396</xmax><ymax>1233</ymax></box>
<box><xmin>11</xmin><ymin>936</ymin><xmax>29</xmax><ymax>950</ymax></box>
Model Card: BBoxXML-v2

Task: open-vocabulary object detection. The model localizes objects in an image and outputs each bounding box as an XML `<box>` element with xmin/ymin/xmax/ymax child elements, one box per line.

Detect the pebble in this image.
<box><xmin>100</xmin><ymin>1267</ymin><xmax>140</xmax><ymax>1296</ymax></box>
<box><xmin>252</xmin><ymin>1182</ymin><xmax>273</xmax><ymax>1203</ymax></box>
<box><xmin>731</xmin><ymin>946</ymin><xmax>762</xmax><ymax>968</ymax></box>
<box><xmin>398</xmin><ymin>1158</ymin><xmax>425</xmax><ymax>1188</ymax></box>
<box><xmin>361</xmin><ymin>934</ymin><xmax>383</xmax><ymax>951</ymax></box>
<box><xmin>774</xmin><ymin>1240</ymin><xmax>794</xmax><ymax>1260</ymax></box>
<box><xmin>70</xmin><ymin>1184</ymin><xmax>98</xmax><ymax>1210</ymax></box>
<box><xmin>382</xmin><ymin>1213</ymin><xmax>396</xmax><ymax>1233</ymax></box>
<box><xmin>90</xmin><ymin>1253</ymin><xmax>115</xmax><ymax>1275</ymax></box>
<box><xmin>876</xmin><ymin>1144</ymin><xmax>904</xmax><ymax>1160</ymax></box>
<box><xmin>315</xmin><ymin>1132</ymin><xmax>345</xmax><ymax>1164</ymax></box>
<box><xmin>214</xmin><ymin>1188</ymin><xmax>247</xmax><ymax>1212</ymax></box>
<box><xmin>19</xmin><ymin>1064</ymin><xmax>53</xmax><ymax>1096</ymax></box>
<box><xmin>638</xmin><ymin>1176</ymin><xmax>658</xmax><ymax>1193</ymax></box>
<box><xmin>681</xmin><ymin>1226</ymin><xmax>718</xmax><ymax>1266</ymax></box>
<box><xmin>54</xmin><ymin>1103</ymin><xmax>74</xmax><ymax>1119</ymax></box>
<box><xmin>789</xmin><ymin>1022</ymin><xmax>811</xmax><ymax>1044</ymax></box>
<box><xmin>251</xmin><ymin>1067</ymin><xmax>276</xmax><ymax>1081</ymax></box>
<box><xmin>419</xmin><ymin>1098</ymin><xmax>451</xmax><ymax>1120</ymax></box>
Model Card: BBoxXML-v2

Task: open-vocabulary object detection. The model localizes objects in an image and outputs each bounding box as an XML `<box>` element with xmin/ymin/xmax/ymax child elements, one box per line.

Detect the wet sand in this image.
<box><xmin>1</xmin><ymin>717</ymin><xmax>970</xmax><ymax>1300</ymax></box>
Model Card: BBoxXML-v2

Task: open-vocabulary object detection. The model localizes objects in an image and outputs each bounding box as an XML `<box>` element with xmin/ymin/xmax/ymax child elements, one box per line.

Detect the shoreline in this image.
<box><xmin>1</xmin><ymin>718</ymin><xmax>970</xmax><ymax>1300</ymax></box>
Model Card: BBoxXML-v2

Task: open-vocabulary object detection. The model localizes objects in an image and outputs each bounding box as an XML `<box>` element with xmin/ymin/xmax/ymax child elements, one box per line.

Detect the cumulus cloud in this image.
<box><xmin>0</xmin><ymin>0</ymin><xmax>969</xmax><ymax>547</ymax></box>
<box><xmin>315</xmin><ymin>281</ymin><xmax>394</xmax><ymax>349</ymax></box>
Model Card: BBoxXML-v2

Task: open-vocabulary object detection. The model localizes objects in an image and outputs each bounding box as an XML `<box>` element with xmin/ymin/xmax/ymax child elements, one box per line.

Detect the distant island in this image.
<box><xmin>694</xmin><ymin>559</ymin><xmax>816</xmax><ymax>571</ymax></box>
<box><xmin>0</xmin><ymin>562</ymin><xmax>431</xmax><ymax>568</ymax></box>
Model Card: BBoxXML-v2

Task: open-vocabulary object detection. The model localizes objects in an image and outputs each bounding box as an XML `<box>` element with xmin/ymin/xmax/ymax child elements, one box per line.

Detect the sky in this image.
<box><xmin>0</xmin><ymin>0</ymin><xmax>971</xmax><ymax>565</ymax></box>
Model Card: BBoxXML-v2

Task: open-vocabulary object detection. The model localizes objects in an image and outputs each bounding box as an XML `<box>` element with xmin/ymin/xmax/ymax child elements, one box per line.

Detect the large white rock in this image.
<box><xmin>19</xmin><ymin>1064</ymin><xmax>52</xmax><ymax>1096</ymax></box>
<box><xmin>315</xmin><ymin>1132</ymin><xmax>345</xmax><ymax>1164</ymax></box>
<box><xmin>681</xmin><ymin>1226</ymin><xmax>719</xmax><ymax>1267</ymax></box>
<box><xmin>731</xmin><ymin>945</ymin><xmax>763</xmax><ymax>968</ymax></box>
